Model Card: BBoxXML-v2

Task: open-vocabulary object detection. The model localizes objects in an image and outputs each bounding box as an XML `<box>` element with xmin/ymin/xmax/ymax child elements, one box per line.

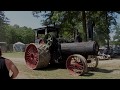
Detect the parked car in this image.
<box><xmin>97</xmin><ymin>48</ymin><xmax>112</xmax><ymax>60</ymax></box>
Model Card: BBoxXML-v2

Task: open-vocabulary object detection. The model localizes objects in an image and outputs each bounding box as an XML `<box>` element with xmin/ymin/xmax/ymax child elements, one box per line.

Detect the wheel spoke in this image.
<box><xmin>87</xmin><ymin>55</ymin><xmax>99</xmax><ymax>70</ymax></box>
<box><xmin>66</xmin><ymin>54</ymin><xmax>87</xmax><ymax>76</ymax></box>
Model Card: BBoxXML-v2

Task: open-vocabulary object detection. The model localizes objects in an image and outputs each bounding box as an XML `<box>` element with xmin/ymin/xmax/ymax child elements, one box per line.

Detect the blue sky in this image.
<box><xmin>4</xmin><ymin>11</ymin><xmax>43</xmax><ymax>29</ymax></box>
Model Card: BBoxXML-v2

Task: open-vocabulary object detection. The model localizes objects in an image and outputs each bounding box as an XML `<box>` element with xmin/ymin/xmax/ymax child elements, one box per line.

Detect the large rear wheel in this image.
<box><xmin>25</xmin><ymin>43</ymin><xmax>51</xmax><ymax>70</ymax></box>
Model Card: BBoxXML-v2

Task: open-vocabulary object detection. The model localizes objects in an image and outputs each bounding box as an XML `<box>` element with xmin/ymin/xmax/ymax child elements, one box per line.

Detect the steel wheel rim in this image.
<box><xmin>66</xmin><ymin>55</ymin><xmax>85</xmax><ymax>76</ymax></box>
<box><xmin>25</xmin><ymin>44</ymin><xmax>39</xmax><ymax>69</ymax></box>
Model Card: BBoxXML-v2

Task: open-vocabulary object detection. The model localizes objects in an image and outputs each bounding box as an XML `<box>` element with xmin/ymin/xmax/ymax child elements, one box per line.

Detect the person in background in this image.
<box><xmin>75</xmin><ymin>32</ymin><xmax>82</xmax><ymax>42</ymax></box>
<box><xmin>35</xmin><ymin>37</ymin><xmax>40</xmax><ymax>44</ymax></box>
<box><xmin>0</xmin><ymin>47</ymin><xmax>19</xmax><ymax>79</ymax></box>
<box><xmin>39</xmin><ymin>38</ymin><xmax>45</xmax><ymax>44</ymax></box>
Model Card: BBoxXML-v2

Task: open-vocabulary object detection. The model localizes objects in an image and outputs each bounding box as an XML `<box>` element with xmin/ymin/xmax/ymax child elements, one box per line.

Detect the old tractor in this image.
<box><xmin>24</xmin><ymin>25</ymin><xmax>99</xmax><ymax>76</ymax></box>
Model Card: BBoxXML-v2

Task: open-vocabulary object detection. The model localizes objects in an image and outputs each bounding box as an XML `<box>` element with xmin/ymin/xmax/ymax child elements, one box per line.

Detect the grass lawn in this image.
<box><xmin>2</xmin><ymin>52</ymin><xmax>120</xmax><ymax>79</ymax></box>
<box><xmin>2</xmin><ymin>52</ymin><xmax>25</xmax><ymax>58</ymax></box>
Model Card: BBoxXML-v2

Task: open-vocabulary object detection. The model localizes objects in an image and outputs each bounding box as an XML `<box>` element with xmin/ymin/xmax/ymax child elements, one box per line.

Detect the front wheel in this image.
<box><xmin>87</xmin><ymin>55</ymin><xmax>99</xmax><ymax>70</ymax></box>
<box><xmin>66</xmin><ymin>54</ymin><xmax>87</xmax><ymax>76</ymax></box>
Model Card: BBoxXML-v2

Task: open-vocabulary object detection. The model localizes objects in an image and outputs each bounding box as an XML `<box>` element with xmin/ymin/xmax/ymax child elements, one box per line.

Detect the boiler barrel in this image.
<box><xmin>61</xmin><ymin>41</ymin><xmax>99</xmax><ymax>55</ymax></box>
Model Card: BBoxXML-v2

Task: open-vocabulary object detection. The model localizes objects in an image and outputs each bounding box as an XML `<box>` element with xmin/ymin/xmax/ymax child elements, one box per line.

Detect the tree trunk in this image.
<box><xmin>105</xmin><ymin>11</ymin><xmax>110</xmax><ymax>49</ymax></box>
<box><xmin>82</xmin><ymin>11</ymin><xmax>87</xmax><ymax>41</ymax></box>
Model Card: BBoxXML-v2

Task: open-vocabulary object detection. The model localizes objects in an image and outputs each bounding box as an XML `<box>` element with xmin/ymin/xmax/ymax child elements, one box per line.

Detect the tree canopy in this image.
<box><xmin>111</xmin><ymin>23</ymin><xmax>120</xmax><ymax>45</ymax></box>
<box><xmin>0</xmin><ymin>11</ymin><xmax>35</xmax><ymax>44</ymax></box>
<box><xmin>0</xmin><ymin>11</ymin><xmax>9</xmax><ymax>42</ymax></box>
<box><xmin>32</xmin><ymin>11</ymin><xmax>120</xmax><ymax>47</ymax></box>
<box><xmin>4</xmin><ymin>24</ymin><xmax>35</xmax><ymax>44</ymax></box>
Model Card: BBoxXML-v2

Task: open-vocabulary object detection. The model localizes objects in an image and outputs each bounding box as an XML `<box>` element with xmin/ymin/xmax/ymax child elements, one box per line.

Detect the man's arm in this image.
<box><xmin>9</xmin><ymin>60</ymin><xmax>19</xmax><ymax>79</ymax></box>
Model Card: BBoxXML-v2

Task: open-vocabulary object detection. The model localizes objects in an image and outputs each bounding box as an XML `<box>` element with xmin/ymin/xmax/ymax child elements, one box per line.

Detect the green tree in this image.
<box><xmin>111</xmin><ymin>24</ymin><xmax>120</xmax><ymax>45</ymax></box>
<box><xmin>32</xmin><ymin>11</ymin><xmax>120</xmax><ymax>47</ymax></box>
<box><xmin>33</xmin><ymin>11</ymin><xmax>84</xmax><ymax>40</ymax></box>
<box><xmin>4</xmin><ymin>24</ymin><xmax>35</xmax><ymax>44</ymax></box>
<box><xmin>0</xmin><ymin>11</ymin><xmax>9</xmax><ymax>42</ymax></box>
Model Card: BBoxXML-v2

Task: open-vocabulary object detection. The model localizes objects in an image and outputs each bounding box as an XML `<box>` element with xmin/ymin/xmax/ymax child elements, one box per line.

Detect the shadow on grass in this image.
<box><xmin>89</xmin><ymin>68</ymin><xmax>120</xmax><ymax>73</ymax></box>
<box><xmin>83</xmin><ymin>72</ymin><xmax>94</xmax><ymax>76</ymax></box>
<box><xmin>81</xmin><ymin>67</ymin><xmax>120</xmax><ymax>77</ymax></box>
<box><xmin>36</xmin><ymin>63</ymin><xmax>66</xmax><ymax>71</ymax></box>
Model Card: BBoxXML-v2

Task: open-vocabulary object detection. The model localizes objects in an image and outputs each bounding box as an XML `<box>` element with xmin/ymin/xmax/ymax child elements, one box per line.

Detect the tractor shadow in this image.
<box><xmin>36</xmin><ymin>63</ymin><xmax>67</xmax><ymax>71</ymax></box>
<box><xmin>88</xmin><ymin>68</ymin><xmax>120</xmax><ymax>73</ymax></box>
<box><xmin>83</xmin><ymin>72</ymin><xmax>94</xmax><ymax>76</ymax></box>
<box><xmin>82</xmin><ymin>68</ymin><xmax>120</xmax><ymax>77</ymax></box>
<box><xmin>36</xmin><ymin>64</ymin><xmax>120</xmax><ymax>77</ymax></box>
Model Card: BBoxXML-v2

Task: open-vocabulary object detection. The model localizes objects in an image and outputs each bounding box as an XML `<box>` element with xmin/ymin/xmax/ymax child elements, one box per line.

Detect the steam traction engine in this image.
<box><xmin>25</xmin><ymin>26</ymin><xmax>99</xmax><ymax>76</ymax></box>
